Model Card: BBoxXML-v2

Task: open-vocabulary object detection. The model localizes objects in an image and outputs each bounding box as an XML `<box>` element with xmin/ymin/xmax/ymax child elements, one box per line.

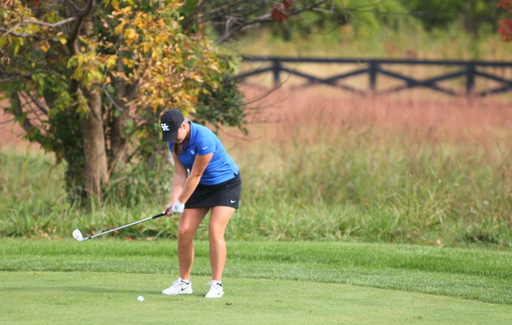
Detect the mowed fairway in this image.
<box><xmin>1</xmin><ymin>272</ymin><xmax>511</xmax><ymax>325</ymax></box>
<box><xmin>1</xmin><ymin>239</ymin><xmax>512</xmax><ymax>324</ymax></box>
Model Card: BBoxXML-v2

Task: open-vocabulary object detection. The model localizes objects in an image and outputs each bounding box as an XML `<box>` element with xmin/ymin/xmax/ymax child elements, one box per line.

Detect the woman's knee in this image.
<box><xmin>208</xmin><ymin>225</ymin><xmax>225</xmax><ymax>240</ymax></box>
<box><xmin>209</xmin><ymin>207</ymin><xmax>234</xmax><ymax>239</ymax></box>
<box><xmin>178</xmin><ymin>226</ymin><xmax>196</xmax><ymax>242</ymax></box>
<box><xmin>177</xmin><ymin>208</ymin><xmax>208</xmax><ymax>242</ymax></box>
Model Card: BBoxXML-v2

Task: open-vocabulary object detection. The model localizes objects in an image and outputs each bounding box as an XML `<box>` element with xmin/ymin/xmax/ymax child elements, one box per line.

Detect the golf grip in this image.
<box><xmin>86</xmin><ymin>212</ymin><xmax>166</xmax><ymax>240</ymax></box>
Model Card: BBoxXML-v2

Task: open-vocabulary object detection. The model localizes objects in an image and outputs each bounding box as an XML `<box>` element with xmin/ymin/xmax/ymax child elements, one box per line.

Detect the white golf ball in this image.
<box><xmin>137</xmin><ymin>296</ymin><xmax>144</xmax><ymax>302</ymax></box>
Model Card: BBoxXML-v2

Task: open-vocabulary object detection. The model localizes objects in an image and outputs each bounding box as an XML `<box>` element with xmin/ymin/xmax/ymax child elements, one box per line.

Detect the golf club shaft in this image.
<box><xmin>83</xmin><ymin>213</ymin><xmax>166</xmax><ymax>241</ymax></box>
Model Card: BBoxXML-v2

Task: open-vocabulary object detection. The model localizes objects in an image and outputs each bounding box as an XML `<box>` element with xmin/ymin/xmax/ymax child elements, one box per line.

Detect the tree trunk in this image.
<box><xmin>9</xmin><ymin>92</ymin><xmax>37</xmax><ymax>136</ymax></box>
<box><xmin>108</xmin><ymin>50</ymin><xmax>144</xmax><ymax>176</ymax></box>
<box><xmin>69</xmin><ymin>0</ymin><xmax>109</xmax><ymax>197</ymax></box>
<box><xmin>109</xmin><ymin>53</ymin><xmax>130</xmax><ymax>174</ymax></box>
<box><xmin>80</xmin><ymin>88</ymin><xmax>109</xmax><ymax>196</ymax></box>
<box><xmin>110</xmin><ymin>109</ymin><xmax>128</xmax><ymax>174</ymax></box>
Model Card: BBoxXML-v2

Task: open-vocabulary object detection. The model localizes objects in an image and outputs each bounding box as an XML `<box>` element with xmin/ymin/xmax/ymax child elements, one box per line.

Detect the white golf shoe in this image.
<box><xmin>205</xmin><ymin>281</ymin><xmax>224</xmax><ymax>298</ymax></box>
<box><xmin>162</xmin><ymin>278</ymin><xmax>193</xmax><ymax>295</ymax></box>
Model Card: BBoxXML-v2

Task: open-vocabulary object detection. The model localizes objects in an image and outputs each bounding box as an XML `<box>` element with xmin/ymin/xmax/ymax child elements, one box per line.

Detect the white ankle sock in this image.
<box><xmin>179</xmin><ymin>277</ymin><xmax>190</xmax><ymax>284</ymax></box>
<box><xmin>211</xmin><ymin>280</ymin><xmax>222</xmax><ymax>286</ymax></box>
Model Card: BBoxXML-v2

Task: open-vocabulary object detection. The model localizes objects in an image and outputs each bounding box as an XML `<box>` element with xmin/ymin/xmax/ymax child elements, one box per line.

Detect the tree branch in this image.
<box><xmin>66</xmin><ymin>0</ymin><xmax>96</xmax><ymax>100</ymax></box>
<box><xmin>0</xmin><ymin>27</ymin><xmax>61</xmax><ymax>41</ymax></box>
<box><xmin>107</xmin><ymin>120</ymin><xmax>150</xmax><ymax>176</ymax></box>
<box><xmin>214</xmin><ymin>0</ymin><xmax>328</xmax><ymax>44</ymax></box>
<box><xmin>102</xmin><ymin>85</ymin><xmax>153</xmax><ymax>122</ymax></box>
<box><xmin>182</xmin><ymin>0</ymin><xmax>211</xmax><ymax>31</ymax></box>
<box><xmin>125</xmin><ymin>145</ymin><xmax>145</xmax><ymax>166</ymax></box>
<box><xmin>199</xmin><ymin>0</ymin><xmax>246</xmax><ymax>18</ymax></box>
<box><xmin>23</xmin><ymin>17</ymin><xmax>77</xmax><ymax>29</ymax></box>
<box><xmin>67</xmin><ymin>0</ymin><xmax>95</xmax><ymax>55</ymax></box>
<box><xmin>0</xmin><ymin>8</ymin><xmax>24</xmax><ymax>39</ymax></box>
<box><xmin>0</xmin><ymin>117</ymin><xmax>15</xmax><ymax>125</ymax></box>
<box><xmin>24</xmin><ymin>91</ymin><xmax>49</xmax><ymax>116</ymax></box>
<box><xmin>199</xmin><ymin>0</ymin><xmax>245</xmax><ymax>19</ymax></box>
<box><xmin>0</xmin><ymin>10</ymin><xmax>76</xmax><ymax>39</ymax></box>
<box><xmin>62</xmin><ymin>0</ymin><xmax>84</xmax><ymax>12</ymax></box>
<box><xmin>8</xmin><ymin>92</ymin><xmax>45</xmax><ymax>145</ymax></box>
<box><xmin>0</xmin><ymin>70</ymin><xmax>67</xmax><ymax>83</ymax></box>
<box><xmin>18</xmin><ymin>93</ymin><xmax>48</xmax><ymax>128</ymax></box>
<box><xmin>0</xmin><ymin>23</ymin><xmax>23</xmax><ymax>40</ymax></box>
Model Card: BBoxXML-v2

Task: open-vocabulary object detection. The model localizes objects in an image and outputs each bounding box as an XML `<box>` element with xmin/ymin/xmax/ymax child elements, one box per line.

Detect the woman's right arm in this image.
<box><xmin>164</xmin><ymin>152</ymin><xmax>187</xmax><ymax>216</ymax></box>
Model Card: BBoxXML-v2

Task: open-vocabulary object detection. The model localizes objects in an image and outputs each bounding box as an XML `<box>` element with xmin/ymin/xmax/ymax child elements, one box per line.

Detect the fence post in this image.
<box><xmin>272</xmin><ymin>59</ymin><xmax>281</xmax><ymax>87</ymax></box>
<box><xmin>466</xmin><ymin>63</ymin><xmax>475</xmax><ymax>96</ymax></box>
<box><xmin>369</xmin><ymin>61</ymin><xmax>378</xmax><ymax>94</ymax></box>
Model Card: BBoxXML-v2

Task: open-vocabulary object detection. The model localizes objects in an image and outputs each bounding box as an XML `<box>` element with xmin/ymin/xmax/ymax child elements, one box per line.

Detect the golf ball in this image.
<box><xmin>137</xmin><ymin>296</ymin><xmax>144</xmax><ymax>302</ymax></box>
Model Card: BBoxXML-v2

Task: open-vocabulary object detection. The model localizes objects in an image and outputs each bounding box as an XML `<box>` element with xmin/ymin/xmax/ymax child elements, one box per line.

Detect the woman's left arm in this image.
<box><xmin>177</xmin><ymin>152</ymin><xmax>213</xmax><ymax>204</ymax></box>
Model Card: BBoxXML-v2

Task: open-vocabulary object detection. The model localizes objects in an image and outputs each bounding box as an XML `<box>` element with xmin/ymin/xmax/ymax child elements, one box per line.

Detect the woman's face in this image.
<box><xmin>173</xmin><ymin>122</ymin><xmax>188</xmax><ymax>143</ymax></box>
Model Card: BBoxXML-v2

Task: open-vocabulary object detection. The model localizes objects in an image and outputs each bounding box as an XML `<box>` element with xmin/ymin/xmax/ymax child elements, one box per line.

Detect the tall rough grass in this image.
<box><xmin>1</xmin><ymin>89</ymin><xmax>511</xmax><ymax>249</ymax></box>
<box><xmin>226</xmin><ymin>88</ymin><xmax>512</xmax><ymax>247</ymax></box>
<box><xmin>0</xmin><ymin>150</ymin><xmax>179</xmax><ymax>240</ymax></box>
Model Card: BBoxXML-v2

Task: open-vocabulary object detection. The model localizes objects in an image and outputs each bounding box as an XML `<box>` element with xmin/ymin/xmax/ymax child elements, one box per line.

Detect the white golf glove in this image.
<box><xmin>171</xmin><ymin>200</ymin><xmax>185</xmax><ymax>214</ymax></box>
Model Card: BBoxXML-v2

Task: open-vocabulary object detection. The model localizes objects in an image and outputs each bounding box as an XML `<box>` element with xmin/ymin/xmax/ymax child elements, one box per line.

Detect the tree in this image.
<box><xmin>0</xmin><ymin>0</ymin><xmax>364</xmax><ymax>199</ymax></box>
<box><xmin>401</xmin><ymin>0</ymin><xmax>504</xmax><ymax>35</ymax></box>
<box><xmin>1</xmin><ymin>0</ymin><xmax>242</xmax><ymax>198</ymax></box>
<box><xmin>498</xmin><ymin>0</ymin><xmax>512</xmax><ymax>41</ymax></box>
<box><xmin>188</xmin><ymin>0</ymin><xmax>406</xmax><ymax>43</ymax></box>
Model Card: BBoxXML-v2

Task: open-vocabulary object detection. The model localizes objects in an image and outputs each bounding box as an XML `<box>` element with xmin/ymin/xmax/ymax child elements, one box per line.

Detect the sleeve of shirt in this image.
<box><xmin>195</xmin><ymin>134</ymin><xmax>216</xmax><ymax>156</ymax></box>
<box><xmin>168</xmin><ymin>141</ymin><xmax>174</xmax><ymax>153</ymax></box>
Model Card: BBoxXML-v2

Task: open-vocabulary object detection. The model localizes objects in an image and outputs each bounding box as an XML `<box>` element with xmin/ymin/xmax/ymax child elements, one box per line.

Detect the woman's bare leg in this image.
<box><xmin>178</xmin><ymin>207</ymin><xmax>209</xmax><ymax>280</ymax></box>
<box><xmin>208</xmin><ymin>206</ymin><xmax>236</xmax><ymax>281</ymax></box>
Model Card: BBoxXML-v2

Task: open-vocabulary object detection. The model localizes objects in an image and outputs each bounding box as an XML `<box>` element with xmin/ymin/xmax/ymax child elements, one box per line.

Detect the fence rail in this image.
<box><xmin>236</xmin><ymin>56</ymin><xmax>512</xmax><ymax>97</ymax></box>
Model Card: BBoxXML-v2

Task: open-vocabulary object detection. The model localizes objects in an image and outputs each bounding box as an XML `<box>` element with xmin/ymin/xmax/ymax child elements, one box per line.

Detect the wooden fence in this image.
<box><xmin>236</xmin><ymin>56</ymin><xmax>512</xmax><ymax>97</ymax></box>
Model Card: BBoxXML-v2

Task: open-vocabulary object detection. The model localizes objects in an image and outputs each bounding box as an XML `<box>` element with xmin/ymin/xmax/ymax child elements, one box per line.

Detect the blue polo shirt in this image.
<box><xmin>168</xmin><ymin>121</ymin><xmax>239</xmax><ymax>185</ymax></box>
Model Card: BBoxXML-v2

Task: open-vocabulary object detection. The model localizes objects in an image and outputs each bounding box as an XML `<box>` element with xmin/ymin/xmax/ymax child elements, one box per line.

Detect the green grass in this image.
<box><xmin>234</xmin><ymin>18</ymin><xmax>510</xmax><ymax>61</ymax></box>
<box><xmin>2</xmin><ymin>126</ymin><xmax>512</xmax><ymax>248</ymax></box>
<box><xmin>3</xmin><ymin>13</ymin><xmax>512</xmax><ymax>324</ymax></box>
<box><xmin>2</xmin><ymin>272</ymin><xmax>512</xmax><ymax>325</ymax></box>
<box><xmin>1</xmin><ymin>239</ymin><xmax>512</xmax><ymax>305</ymax></box>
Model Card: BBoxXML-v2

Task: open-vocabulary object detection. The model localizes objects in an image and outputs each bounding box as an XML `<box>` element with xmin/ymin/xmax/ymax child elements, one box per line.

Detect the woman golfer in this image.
<box><xmin>160</xmin><ymin>109</ymin><xmax>241</xmax><ymax>299</ymax></box>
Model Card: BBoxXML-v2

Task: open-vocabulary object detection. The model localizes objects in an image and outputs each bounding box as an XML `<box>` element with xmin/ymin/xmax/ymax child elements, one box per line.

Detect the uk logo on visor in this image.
<box><xmin>161</xmin><ymin>123</ymin><xmax>170</xmax><ymax>131</ymax></box>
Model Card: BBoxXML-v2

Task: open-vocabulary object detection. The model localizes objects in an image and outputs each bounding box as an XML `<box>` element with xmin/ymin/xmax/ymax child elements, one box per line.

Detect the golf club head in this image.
<box><xmin>72</xmin><ymin>229</ymin><xmax>84</xmax><ymax>241</ymax></box>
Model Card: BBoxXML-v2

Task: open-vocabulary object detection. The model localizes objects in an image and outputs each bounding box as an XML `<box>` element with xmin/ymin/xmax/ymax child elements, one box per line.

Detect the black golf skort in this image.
<box><xmin>185</xmin><ymin>173</ymin><xmax>242</xmax><ymax>209</ymax></box>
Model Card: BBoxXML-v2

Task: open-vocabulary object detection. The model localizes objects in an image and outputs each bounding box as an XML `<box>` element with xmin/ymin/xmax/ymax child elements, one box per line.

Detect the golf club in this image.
<box><xmin>72</xmin><ymin>212</ymin><xmax>166</xmax><ymax>242</ymax></box>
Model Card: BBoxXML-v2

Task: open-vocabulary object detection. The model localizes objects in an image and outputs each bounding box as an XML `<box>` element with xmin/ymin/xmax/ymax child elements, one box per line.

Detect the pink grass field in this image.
<box><xmin>221</xmin><ymin>86</ymin><xmax>512</xmax><ymax>162</ymax></box>
<box><xmin>2</xmin><ymin>88</ymin><xmax>512</xmax><ymax>161</ymax></box>
<box><xmin>0</xmin><ymin>100</ymin><xmax>30</xmax><ymax>150</ymax></box>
